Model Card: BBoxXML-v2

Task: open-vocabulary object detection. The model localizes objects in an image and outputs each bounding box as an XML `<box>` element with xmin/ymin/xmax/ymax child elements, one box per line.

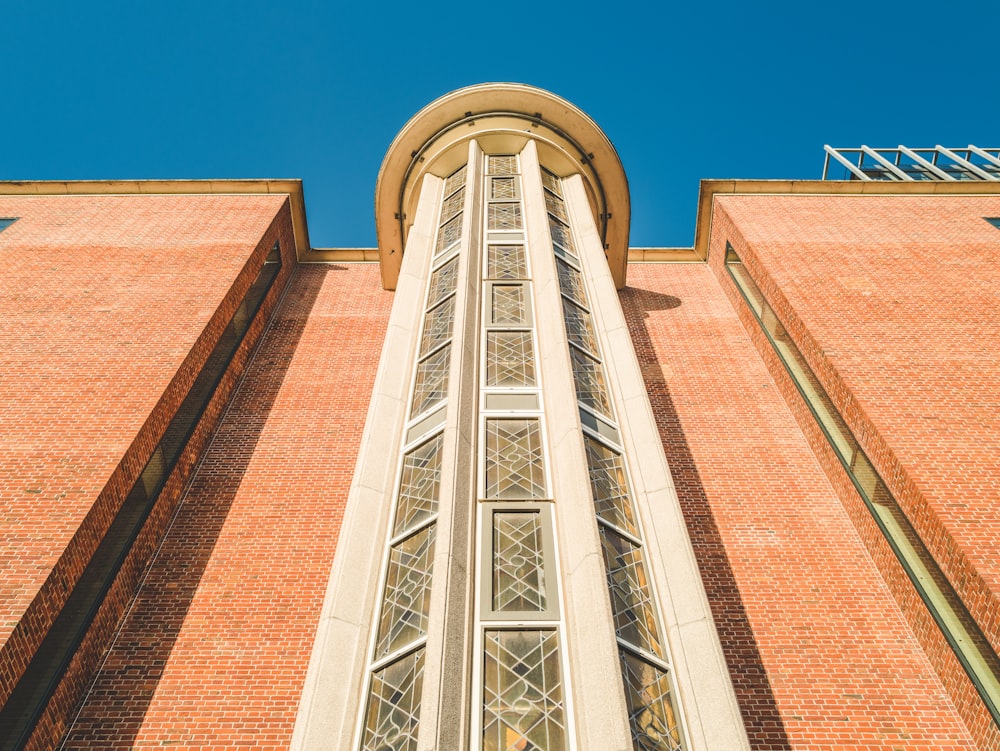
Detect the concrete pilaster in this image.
<box><xmin>291</xmin><ymin>173</ymin><xmax>444</xmax><ymax>750</ymax></box>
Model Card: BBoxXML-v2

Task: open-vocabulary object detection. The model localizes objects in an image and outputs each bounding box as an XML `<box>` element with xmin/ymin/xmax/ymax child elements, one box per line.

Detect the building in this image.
<box><xmin>0</xmin><ymin>83</ymin><xmax>999</xmax><ymax>750</ymax></box>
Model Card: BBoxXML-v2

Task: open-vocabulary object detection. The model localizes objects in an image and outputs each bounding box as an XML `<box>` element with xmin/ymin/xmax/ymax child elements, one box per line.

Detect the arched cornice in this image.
<box><xmin>375</xmin><ymin>83</ymin><xmax>630</xmax><ymax>289</ymax></box>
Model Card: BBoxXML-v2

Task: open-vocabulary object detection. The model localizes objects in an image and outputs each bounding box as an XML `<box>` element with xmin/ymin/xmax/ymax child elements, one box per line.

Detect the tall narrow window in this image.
<box><xmin>475</xmin><ymin>154</ymin><xmax>570</xmax><ymax>751</ymax></box>
<box><xmin>357</xmin><ymin>164</ymin><xmax>468</xmax><ymax>751</ymax></box>
<box><xmin>544</xmin><ymin>166</ymin><xmax>686</xmax><ymax>751</ymax></box>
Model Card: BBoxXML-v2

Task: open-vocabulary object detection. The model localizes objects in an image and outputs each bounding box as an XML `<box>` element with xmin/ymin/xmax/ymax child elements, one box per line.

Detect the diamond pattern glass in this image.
<box><xmin>487</xmin><ymin>245</ymin><xmax>527</xmax><ymax>280</ymax></box>
<box><xmin>489</xmin><ymin>203</ymin><xmax>523</xmax><ymax>230</ymax></box>
<box><xmin>620</xmin><ymin>650</ymin><xmax>683</xmax><ymax>751</ymax></box>
<box><xmin>545</xmin><ymin>190</ymin><xmax>568</xmax><ymax>223</ymax></box>
<box><xmin>483</xmin><ymin>630</ymin><xmax>565</xmax><ymax>751</ymax></box>
<box><xmin>541</xmin><ymin>168</ymin><xmax>562</xmax><ymax>197</ymax></box>
<box><xmin>584</xmin><ymin>437</ymin><xmax>638</xmax><ymax>536</ymax></box>
<box><xmin>486</xmin><ymin>419</ymin><xmax>546</xmax><ymax>499</ymax></box>
<box><xmin>440</xmin><ymin>190</ymin><xmax>464</xmax><ymax>224</ymax></box>
<box><xmin>444</xmin><ymin>165</ymin><xmax>466</xmax><ymax>197</ymax></box>
<box><xmin>361</xmin><ymin>648</ymin><xmax>425</xmax><ymax>751</ymax></box>
<box><xmin>375</xmin><ymin>526</ymin><xmax>436</xmax><ymax>657</ymax></box>
<box><xmin>491</xmin><ymin>177</ymin><xmax>517</xmax><ymax>199</ymax></box>
<box><xmin>411</xmin><ymin>344</ymin><xmax>450</xmax><ymax>417</ymax></box>
<box><xmin>492</xmin><ymin>512</ymin><xmax>546</xmax><ymax>612</ymax></box>
<box><xmin>393</xmin><ymin>435</ymin><xmax>443</xmax><ymax>537</ymax></box>
<box><xmin>436</xmin><ymin>212</ymin><xmax>463</xmax><ymax>254</ymax></box>
<box><xmin>487</xmin><ymin>332</ymin><xmax>536</xmax><ymax>387</ymax></box>
<box><xmin>487</xmin><ymin>155</ymin><xmax>518</xmax><ymax>175</ymax></box>
<box><xmin>548</xmin><ymin>214</ymin><xmax>575</xmax><ymax>254</ymax></box>
<box><xmin>492</xmin><ymin>285</ymin><xmax>525</xmax><ymax>325</ymax></box>
<box><xmin>570</xmin><ymin>346</ymin><xmax>612</xmax><ymax>414</ymax></box>
<box><xmin>556</xmin><ymin>258</ymin><xmax>586</xmax><ymax>307</ymax></box>
<box><xmin>420</xmin><ymin>297</ymin><xmax>456</xmax><ymax>356</ymax></box>
<box><xmin>427</xmin><ymin>257</ymin><xmax>459</xmax><ymax>308</ymax></box>
<box><xmin>561</xmin><ymin>297</ymin><xmax>598</xmax><ymax>355</ymax></box>
<box><xmin>600</xmin><ymin>527</ymin><xmax>663</xmax><ymax>657</ymax></box>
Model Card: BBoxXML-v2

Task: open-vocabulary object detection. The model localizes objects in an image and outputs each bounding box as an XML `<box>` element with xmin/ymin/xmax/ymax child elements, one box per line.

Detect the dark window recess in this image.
<box><xmin>0</xmin><ymin>240</ymin><xmax>282</xmax><ymax>749</ymax></box>
<box><xmin>0</xmin><ymin>218</ymin><xmax>18</xmax><ymax>233</ymax></box>
<box><xmin>724</xmin><ymin>244</ymin><xmax>1000</xmax><ymax>728</ymax></box>
<box><xmin>985</xmin><ymin>218</ymin><xmax>1000</xmax><ymax>230</ymax></box>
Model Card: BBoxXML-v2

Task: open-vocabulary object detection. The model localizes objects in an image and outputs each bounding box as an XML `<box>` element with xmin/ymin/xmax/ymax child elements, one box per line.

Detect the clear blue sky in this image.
<box><xmin>3</xmin><ymin>0</ymin><xmax>997</xmax><ymax>248</ymax></box>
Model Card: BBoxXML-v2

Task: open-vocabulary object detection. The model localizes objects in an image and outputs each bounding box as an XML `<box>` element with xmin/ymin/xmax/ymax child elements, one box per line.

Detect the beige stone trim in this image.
<box><xmin>565</xmin><ymin>174</ymin><xmax>752</xmax><ymax>751</ymax></box>
<box><xmin>521</xmin><ymin>140</ymin><xmax>633</xmax><ymax>749</ymax></box>
<box><xmin>291</xmin><ymin>173</ymin><xmax>442</xmax><ymax>751</ymax></box>
<box><xmin>374</xmin><ymin>83</ymin><xmax>630</xmax><ymax>291</ymax></box>
<box><xmin>693</xmin><ymin>178</ymin><xmax>1000</xmax><ymax>261</ymax></box>
<box><xmin>302</xmin><ymin>248</ymin><xmax>380</xmax><ymax>262</ymax></box>
<box><xmin>0</xmin><ymin>178</ymin><xmax>312</xmax><ymax>261</ymax></box>
<box><xmin>628</xmin><ymin>247</ymin><xmax>701</xmax><ymax>263</ymax></box>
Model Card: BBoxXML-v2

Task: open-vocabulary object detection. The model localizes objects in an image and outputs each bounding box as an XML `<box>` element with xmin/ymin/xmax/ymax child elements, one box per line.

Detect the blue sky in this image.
<box><xmin>3</xmin><ymin>0</ymin><xmax>998</xmax><ymax>248</ymax></box>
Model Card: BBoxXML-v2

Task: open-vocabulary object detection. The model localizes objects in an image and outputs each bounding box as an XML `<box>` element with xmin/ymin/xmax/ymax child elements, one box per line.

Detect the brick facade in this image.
<box><xmin>61</xmin><ymin>264</ymin><xmax>392</xmax><ymax>748</ymax></box>
<box><xmin>3</xmin><ymin>185</ymin><xmax>1000</xmax><ymax>749</ymax></box>
<box><xmin>623</xmin><ymin>262</ymin><xmax>980</xmax><ymax>750</ymax></box>
<box><xmin>0</xmin><ymin>194</ymin><xmax>292</xmax><ymax>746</ymax></box>
<box><xmin>709</xmin><ymin>195</ymin><xmax>1000</xmax><ymax>747</ymax></box>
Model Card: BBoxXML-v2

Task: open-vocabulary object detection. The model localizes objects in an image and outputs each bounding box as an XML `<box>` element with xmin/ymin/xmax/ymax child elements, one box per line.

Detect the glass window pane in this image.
<box><xmin>570</xmin><ymin>346</ymin><xmax>612</xmax><ymax>415</ymax></box>
<box><xmin>485</xmin><ymin>419</ymin><xmax>546</xmax><ymax>499</ymax></box>
<box><xmin>375</xmin><ymin>526</ymin><xmax>436</xmax><ymax>658</ymax></box>
<box><xmin>483</xmin><ymin>630</ymin><xmax>565</xmax><ymax>751</ymax></box>
<box><xmin>361</xmin><ymin>649</ymin><xmax>426</xmax><ymax>751</ymax></box>
<box><xmin>561</xmin><ymin>297</ymin><xmax>598</xmax><ymax>355</ymax></box>
<box><xmin>428</xmin><ymin>257</ymin><xmax>459</xmax><ymax>308</ymax></box>
<box><xmin>444</xmin><ymin>165</ymin><xmax>467</xmax><ymax>196</ymax></box>
<box><xmin>491</xmin><ymin>177</ymin><xmax>517</xmax><ymax>199</ymax></box>
<box><xmin>545</xmin><ymin>190</ymin><xmax>568</xmax><ymax>223</ymax></box>
<box><xmin>620</xmin><ymin>649</ymin><xmax>683</xmax><ymax>751</ymax></box>
<box><xmin>600</xmin><ymin>527</ymin><xmax>663</xmax><ymax>657</ymax></box>
<box><xmin>540</xmin><ymin>168</ymin><xmax>562</xmax><ymax>197</ymax></box>
<box><xmin>487</xmin><ymin>155</ymin><xmax>518</xmax><ymax>175</ymax></box>
<box><xmin>549</xmin><ymin>215</ymin><xmax>575</xmax><ymax>255</ymax></box>
<box><xmin>420</xmin><ymin>296</ymin><xmax>456</xmax><ymax>356</ymax></box>
<box><xmin>488</xmin><ymin>203</ymin><xmax>523</xmax><ymax>231</ymax></box>
<box><xmin>493</xmin><ymin>511</ymin><xmax>546</xmax><ymax>612</ymax></box>
<box><xmin>487</xmin><ymin>245</ymin><xmax>527</xmax><ymax>280</ymax></box>
<box><xmin>436</xmin><ymin>212</ymin><xmax>464</xmax><ymax>254</ymax></box>
<box><xmin>584</xmin><ymin>437</ymin><xmax>638</xmax><ymax>536</ymax></box>
<box><xmin>440</xmin><ymin>190</ymin><xmax>464</xmax><ymax>224</ymax></box>
<box><xmin>411</xmin><ymin>344</ymin><xmax>450</xmax><ymax>418</ymax></box>
<box><xmin>394</xmin><ymin>435</ymin><xmax>443</xmax><ymax>536</ymax></box>
<box><xmin>492</xmin><ymin>285</ymin><xmax>526</xmax><ymax>325</ymax></box>
<box><xmin>486</xmin><ymin>331</ymin><xmax>536</xmax><ymax>387</ymax></box>
<box><xmin>556</xmin><ymin>258</ymin><xmax>586</xmax><ymax>307</ymax></box>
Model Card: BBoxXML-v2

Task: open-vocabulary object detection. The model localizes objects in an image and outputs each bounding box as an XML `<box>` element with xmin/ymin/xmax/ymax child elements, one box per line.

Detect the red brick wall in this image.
<box><xmin>61</xmin><ymin>264</ymin><xmax>392</xmax><ymax>748</ymax></box>
<box><xmin>623</xmin><ymin>262</ymin><xmax>978</xmax><ymax>749</ymax></box>
<box><xmin>710</xmin><ymin>195</ymin><xmax>1000</xmax><ymax>746</ymax></box>
<box><xmin>0</xmin><ymin>193</ymin><xmax>290</xmax><ymax>742</ymax></box>
<box><xmin>712</xmin><ymin>195</ymin><xmax>1000</xmax><ymax>655</ymax></box>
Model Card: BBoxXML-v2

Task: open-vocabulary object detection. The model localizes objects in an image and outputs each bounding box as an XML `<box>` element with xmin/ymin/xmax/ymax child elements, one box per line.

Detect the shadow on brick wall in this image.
<box><xmin>620</xmin><ymin>284</ymin><xmax>791</xmax><ymax>751</ymax></box>
<box><xmin>58</xmin><ymin>266</ymin><xmax>334</xmax><ymax>748</ymax></box>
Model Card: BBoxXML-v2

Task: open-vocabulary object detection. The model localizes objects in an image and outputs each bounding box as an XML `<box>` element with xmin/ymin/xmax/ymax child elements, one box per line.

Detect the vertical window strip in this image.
<box><xmin>358</xmin><ymin>165</ymin><xmax>467</xmax><ymax>751</ymax></box>
<box><xmin>544</xmin><ymin>166</ymin><xmax>687</xmax><ymax>751</ymax></box>
<box><xmin>477</xmin><ymin>155</ymin><xmax>569</xmax><ymax>751</ymax></box>
<box><xmin>436</xmin><ymin>164</ymin><xmax>468</xmax><ymax>257</ymax></box>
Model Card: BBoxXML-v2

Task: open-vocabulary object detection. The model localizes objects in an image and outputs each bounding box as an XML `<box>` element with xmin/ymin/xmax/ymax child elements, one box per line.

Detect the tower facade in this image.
<box><xmin>292</xmin><ymin>84</ymin><xmax>747</xmax><ymax>751</ymax></box>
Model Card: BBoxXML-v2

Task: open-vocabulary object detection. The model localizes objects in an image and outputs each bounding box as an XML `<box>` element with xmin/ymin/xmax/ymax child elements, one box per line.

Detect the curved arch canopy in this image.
<box><xmin>375</xmin><ymin>83</ymin><xmax>631</xmax><ymax>289</ymax></box>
